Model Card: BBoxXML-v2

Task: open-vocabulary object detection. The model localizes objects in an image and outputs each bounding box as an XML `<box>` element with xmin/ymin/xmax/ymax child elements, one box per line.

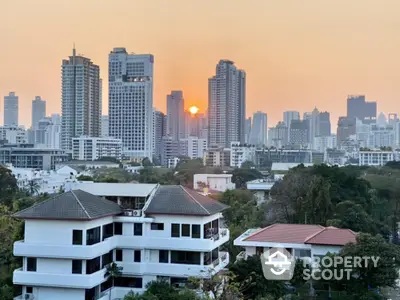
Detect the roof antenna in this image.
<box><xmin>73</xmin><ymin>42</ymin><xmax>76</xmax><ymax>57</ymax></box>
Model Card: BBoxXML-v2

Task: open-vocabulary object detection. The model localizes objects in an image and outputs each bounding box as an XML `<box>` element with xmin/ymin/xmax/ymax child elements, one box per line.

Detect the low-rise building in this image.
<box><xmin>0</xmin><ymin>126</ymin><xmax>27</xmax><ymax>144</ymax></box>
<box><xmin>234</xmin><ymin>223</ymin><xmax>356</xmax><ymax>262</ymax></box>
<box><xmin>13</xmin><ymin>184</ymin><xmax>230</xmax><ymax>300</ymax></box>
<box><xmin>193</xmin><ymin>174</ymin><xmax>235</xmax><ymax>192</ymax></box>
<box><xmin>203</xmin><ymin>147</ymin><xmax>230</xmax><ymax>168</ymax></box>
<box><xmin>359</xmin><ymin>150</ymin><xmax>396</xmax><ymax>166</ymax></box>
<box><xmin>72</xmin><ymin>137</ymin><xmax>123</xmax><ymax>161</ymax></box>
<box><xmin>230</xmin><ymin>143</ymin><xmax>256</xmax><ymax>168</ymax></box>
<box><xmin>56</xmin><ymin>161</ymin><xmax>120</xmax><ymax>170</ymax></box>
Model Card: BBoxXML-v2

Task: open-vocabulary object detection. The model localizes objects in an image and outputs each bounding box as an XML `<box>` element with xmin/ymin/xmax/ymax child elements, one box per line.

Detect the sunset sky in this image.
<box><xmin>0</xmin><ymin>0</ymin><xmax>399</xmax><ymax>128</ymax></box>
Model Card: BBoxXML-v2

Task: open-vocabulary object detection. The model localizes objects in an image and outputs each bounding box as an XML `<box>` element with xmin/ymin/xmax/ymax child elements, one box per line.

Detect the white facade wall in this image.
<box><xmin>359</xmin><ymin>151</ymin><xmax>395</xmax><ymax>166</ymax></box>
<box><xmin>313</xmin><ymin>135</ymin><xmax>336</xmax><ymax>152</ymax></box>
<box><xmin>193</xmin><ymin>174</ymin><xmax>235</xmax><ymax>192</ymax></box>
<box><xmin>230</xmin><ymin>143</ymin><xmax>256</xmax><ymax>167</ymax></box>
<box><xmin>0</xmin><ymin>126</ymin><xmax>27</xmax><ymax>144</ymax></box>
<box><xmin>72</xmin><ymin>136</ymin><xmax>122</xmax><ymax>161</ymax></box>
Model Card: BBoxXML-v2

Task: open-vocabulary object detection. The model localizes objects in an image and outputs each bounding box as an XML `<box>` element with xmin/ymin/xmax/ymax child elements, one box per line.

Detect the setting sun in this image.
<box><xmin>189</xmin><ymin>106</ymin><xmax>199</xmax><ymax>115</ymax></box>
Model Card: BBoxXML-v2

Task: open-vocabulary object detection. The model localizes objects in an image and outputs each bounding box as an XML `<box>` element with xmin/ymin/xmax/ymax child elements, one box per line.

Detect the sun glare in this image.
<box><xmin>189</xmin><ymin>106</ymin><xmax>199</xmax><ymax>115</ymax></box>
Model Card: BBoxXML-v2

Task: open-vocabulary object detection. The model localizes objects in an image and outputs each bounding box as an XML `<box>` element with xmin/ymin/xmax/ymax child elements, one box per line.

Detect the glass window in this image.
<box><xmin>102</xmin><ymin>223</ymin><xmax>114</xmax><ymax>240</ymax></box>
<box><xmin>114</xmin><ymin>222</ymin><xmax>123</xmax><ymax>235</ymax></box>
<box><xmin>151</xmin><ymin>223</ymin><xmax>164</xmax><ymax>230</ymax></box>
<box><xmin>182</xmin><ymin>224</ymin><xmax>190</xmax><ymax>237</ymax></box>
<box><xmin>294</xmin><ymin>249</ymin><xmax>311</xmax><ymax>258</ymax></box>
<box><xmin>191</xmin><ymin>225</ymin><xmax>200</xmax><ymax>239</ymax></box>
<box><xmin>134</xmin><ymin>250</ymin><xmax>141</xmax><ymax>262</ymax></box>
<box><xmin>159</xmin><ymin>250</ymin><xmax>168</xmax><ymax>263</ymax></box>
<box><xmin>116</xmin><ymin>249</ymin><xmax>123</xmax><ymax>262</ymax></box>
<box><xmin>86</xmin><ymin>227</ymin><xmax>100</xmax><ymax>245</ymax></box>
<box><xmin>26</xmin><ymin>287</ymin><xmax>33</xmax><ymax>293</ymax></box>
<box><xmin>72</xmin><ymin>260</ymin><xmax>82</xmax><ymax>274</ymax></box>
<box><xmin>134</xmin><ymin>223</ymin><xmax>142</xmax><ymax>236</ymax></box>
<box><xmin>27</xmin><ymin>258</ymin><xmax>37</xmax><ymax>272</ymax></box>
<box><xmin>114</xmin><ymin>277</ymin><xmax>143</xmax><ymax>288</ymax></box>
<box><xmin>72</xmin><ymin>230</ymin><xmax>82</xmax><ymax>245</ymax></box>
<box><xmin>102</xmin><ymin>251</ymin><xmax>113</xmax><ymax>268</ymax></box>
<box><xmin>171</xmin><ymin>251</ymin><xmax>201</xmax><ymax>265</ymax></box>
<box><xmin>86</xmin><ymin>257</ymin><xmax>100</xmax><ymax>274</ymax></box>
<box><xmin>171</xmin><ymin>224</ymin><xmax>180</xmax><ymax>238</ymax></box>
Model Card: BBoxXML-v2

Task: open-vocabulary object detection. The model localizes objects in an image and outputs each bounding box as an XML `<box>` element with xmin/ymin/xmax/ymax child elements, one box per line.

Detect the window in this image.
<box><xmin>151</xmin><ymin>223</ymin><xmax>164</xmax><ymax>230</ymax></box>
<box><xmin>134</xmin><ymin>250</ymin><xmax>141</xmax><ymax>262</ymax></box>
<box><xmin>27</xmin><ymin>258</ymin><xmax>37</xmax><ymax>272</ymax></box>
<box><xmin>102</xmin><ymin>251</ymin><xmax>113</xmax><ymax>268</ymax></box>
<box><xmin>72</xmin><ymin>260</ymin><xmax>82</xmax><ymax>274</ymax></box>
<box><xmin>171</xmin><ymin>224</ymin><xmax>180</xmax><ymax>237</ymax></box>
<box><xmin>114</xmin><ymin>222</ymin><xmax>123</xmax><ymax>235</ymax></box>
<box><xmin>116</xmin><ymin>249</ymin><xmax>123</xmax><ymax>262</ymax></box>
<box><xmin>86</xmin><ymin>257</ymin><xmax>100</xmax><ymax>274</ymax></box>
<box><xmin>72</xmin><ymin>230</ymin><xmax>83</xmax><ymax>245</ymax></box>
<box><xmin>134</xmin><ymin>223</ymin><xmax>142</xmax><ymax>236</ymax></box>
<box><xmin>86</xmin><ymin>227</ymin><xmax>100</xmax><ymax>245</ymax></box>
<box><xmin>102</xmin><ymin>223</ymin><xmax>114</xmax><ymax>240</ymax></box>
<box><xmin>26</xmin><ymin>287</ymin><xmax>33</xmax><ymax>293</ymax></box>
<box><xmin>159</xmin><ymin>250</ymin><xmax>169</xmax><ymax>263</ymax></box>
<box><xmin>182</xmin><ymin>224</ymin><xmax>190</xmax><ymax>237</ymax></box>
<box><xmin>294</xmin><ymin>249</ymin><xmax>311</xmax><ymax>258</ymax></box>
<box><xmin>171</xmin><ymin>251</ymin><xmax>201</xmax><ymax>265</ymax></box>
<box><xmin>115</xmin><ymin>277</ymin><xmax>143</xmax><ymax>288</ymax></box>
<box><xmin>191</xmin><ymin>225</ymin><xmax>200</xmax><ymax>238</ymax></box>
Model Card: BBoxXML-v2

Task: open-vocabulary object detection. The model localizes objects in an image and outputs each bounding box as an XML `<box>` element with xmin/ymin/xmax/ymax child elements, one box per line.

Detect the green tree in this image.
<box><xmin>241</xmin><ymin>160</ymin><xmax>256</xmax><ymax>169</ymax></box>
<box><xmin>231</xmin><ymin>168</ymin><xmax>263</xmax><ymax>189</ymax></box>
<box><xmin>76</xmin><ymin>175</ymin><xmax>94</xmax><ymax>181</ymax></box>
<box><xmin>105</xmin><ymin>262</ymin><xmax>123</xmax><ymax>300</ymax></box>
<box><xmin>141</xmin><ymin>157</ymin><xmax>154</xmax><ymax>167</ymax></box>
<box><xmin>23</xmin><ymin>179</ymin><xmax>41</xmax><ymax>196</ymax></box>
<box><xmin>0</xmin><ymin>166</ymin><xmax>18</xmax><ymax>207</ymax></box>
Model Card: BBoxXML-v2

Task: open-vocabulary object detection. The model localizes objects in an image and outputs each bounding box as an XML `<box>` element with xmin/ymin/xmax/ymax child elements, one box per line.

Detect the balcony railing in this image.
<box><xmin>205</xmin><ymin>228</ymin><xmax>229</xmax><ymax>241</ymax></box>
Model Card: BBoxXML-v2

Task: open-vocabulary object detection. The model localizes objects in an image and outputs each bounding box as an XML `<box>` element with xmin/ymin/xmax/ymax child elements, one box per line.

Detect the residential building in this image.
<box><xmin>245</xmin><ymin>117</ymin><xmax>252</xmax><ymax>144</ymax></box>
<box><xmin>45</xmin><ymin>115</ymin><xmax>61</xmax><ymax>149</ymax></box>
<box><xmin>4</xmin><ymin>92</ymin><xmax>19</xmax><ymax>126</ymax></box>
<box><xmin>367</xmin><ymin>124</ymin><xmax>395</xmax><ymax>149</ymax></box>
<box><xmin>101</xmin><ymin>116</ymin><xmax>109</xmax><ymax>137</ymax></box>
<box><xmin>230</xmin><ymin>143</ymin><xmax>256</xmax><ymax>168</ymax></box>
<box><xmin>246</xmin><ymin>179</ymin><xmax>276</xmax><ymax>204</ymax></box>
<box><xmin>208</xmin><ymin>60</ymin><xmax>246</xmax><ymax>148</ymax></box>
<box><xmin>325</xmin><ymin>149</ymin><xmax>347</xmax><ymax>166</ymax></box>
<box><xmin>254</xmin><ymin>149</ymin><xmax>313</xmax><ymax>168</ymax></box>
<box><xmin>167</xmin><ymin>91</ymin><xmax>185</xmax><ymax>140</ymax></box>
<box><xmin>0</xmin><ymin>126</ymin><xmax>27</xmax><ymax>144</ymax></box>
<box><xmin>13</xmin><ymin>184</ymin><xmax>230</xmax><ymax>300</ymax></box>
<box><xmin>72</xmin><ymin>136</ymin><xmax>123</xmax><ymax>161</ymax></box>
<box><xmin>313</xmin><ymin>135</ymin><xmax>337</xmax><ymax>153</ymax></box>
<box><xmin>109</xmin><ymin>48</ymin><xmax>154</xmax><ymax>160</ymax></box>
<box><xmin>289</xmin><ymin>120</ymin><xmax>309</xmax><ymax>148</ymax></box>
<box><xmin>359</xmin><ymin>150</ymin><xmax>396</xmax><ymax>166</ymax></box>
<box><xmin>268</xmin><ymin>122</ymin><xmax>288</xmax><ymax>148</ymax></box>
<box><xmin>153</xmin><ymin>110</ymin><xmax>167</xmax><ymax>162</ymax></box>
<box><xmin>337</xmin><ymin>116</ymin><xmax>357</xmax><ymax>146</ymax></box>
<box><xmin>347</xmin><ymin>95</ymin><xmax>377</xmax><ymax>124</ymax></box>
<box><xmin>0</xmin><ymin>143</ymin><xmax>67</xmax><ymax>170</ymax></box>
<box><xmin>180</xmin><ymin>136</ymin><xmax>207</xmax><ymax>159</ymax></box>
<box><xmin>32</xmin><ymin>96</ymin><xmax>46</xmax><ymax>130</ymax></box>
<box><xmin>283</xmin><ymin>111</ymin><xmax>300</xmax><ymax>141</ymax></box>
<box><xmin>194</xmin><ymin>174</ymin><xmax>235</xmax><ymax>192</ymax></box>
<box><xmin>234</xmin><ymin>224</ymin><xmax>356</xmax><ymax>262</ymax></box>
<box><xmin>35</xmin><ymin>118</ymin><xmax>52</xmax><ymax>146</ymax></box>
<box><xmin>160</xmin><ymin>136</ymin><xmax>180</xmax><ymax>167</ymax></box>
<box><xmin>203</xmin><ymin>147</ymin><xmax>230</xmax><ymax>168</ymax></box>
<box><xmin>185</xmin><ymin>111</ymin><xmax>201</xmax><ymax>138</ymax></box>
<box><xmin>249</xmin><ymin>111</ymin><xmax>267</xmax><ymax>146</ymax></box>
<box><xmin>61</xmin><ymin>48</ymin><xmax>101</xmax><ymax>151</ymax></box>
<box><xmin>317</xmin><ymin>111</ymin><xmax>331</xmax><ymax>137</ymax></box>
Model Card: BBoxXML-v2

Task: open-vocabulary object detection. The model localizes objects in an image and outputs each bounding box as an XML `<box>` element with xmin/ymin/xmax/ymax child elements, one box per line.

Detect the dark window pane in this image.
<box><xmin>159</xmin><ymin>250</ymin><xmax>168</xmax><ymax>263</ymax></box>
<box><xmin>72</xmin><ymin>260</ymin><xmax>82</xmax><ymax>274</ymax></box>
<box><xmin>114</xmin><ymin>222</ymin><xmax>123</xmax><ymax>235</ymax></box>
<box><xmin>26</xmin><ymin>287</ymin><xmax>33</xmax><ymax>293</ymax></box>
<box><xmin>134</xmin><ymin>223</ymin><xmax>142</xmax><ymax>236</ymax></box>
<box><xmin>102</xmin><ymin>223</ymin><xmax>114</xmax><ymax>240</ymax></box>
<box><xmin>102</xmin><ymin>251</ymin><xmax>113</xmax><ymax>268</ymax></box>
<box><xmin>101</xmin><ymin>278</ymin><xmax>112</xmax><ymax>292</ymax></box>
<box><xmin>72</xmin><ymin>230</ymin><xmax>82</xmax><ymax>245</ymax></box>
<box><xmin>171</xmin><ymin>251</ymin><xmax>200</xmax><ymax>265</ymax></box>
<box><xmin>171</xmin><ymin>224</ymin><xmax>180</xmax><ymax>238</ymax></box>
<box><xmin>27</xmin><ymin>258</ymin><xmax>36</xmax><ymax>272</ymax></box>
<box><xmin>192</xmin><ymin>225</ymin><xmax>200</xmax><ymax>239</ymax></box>
<box><xmin>151</xmin><ymin>223</ymin><xmax>164</xmax><ymax>230</ymax></box>
<box><xmin>86</xmin><ymin>227</ymin><xmax>100</xmax><ymax>245</ymax></box>
<box><xmin>114</xmin><ymin>277</ymin><xmax>143</xmax><ymax>288</ymax></box>
<box><xmin>116</xmin><ymin>249</ymin><xmax>123</xmax><ymax>262</ymax></box>
<box><xmin>86</xmin><ymin>257</ymin><xmax>100</xmax><ymax>274</ymax></box>
<box><xmin>134</xmin><ymin>250</ymin><xmax>141</xmax><ymax>262</ymax></box>
<box><xmin>182</xmin><ymin>224</ymin><xmax>190</xmax><ymax>237</ymax></box>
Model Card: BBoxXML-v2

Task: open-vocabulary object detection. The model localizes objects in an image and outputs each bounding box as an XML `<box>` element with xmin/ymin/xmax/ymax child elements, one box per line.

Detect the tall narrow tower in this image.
<box><xmin>4</xmin><ymin>92</ymin><xmax>19</xmax><ymax>127</ymax></box>
<box><xmin>61</xmin><ymin>47</ymin><xmax>101</xmax><ymax>151</ymax></box>
<box><xmin>32</xmin><ymin>96</ymin><xmax>46</xmax><ymax>129</ymax></box>
<box><xmin>166</xmin><ymin>90</ymin><xmax>185</xmax><ymax>140</ymax></box>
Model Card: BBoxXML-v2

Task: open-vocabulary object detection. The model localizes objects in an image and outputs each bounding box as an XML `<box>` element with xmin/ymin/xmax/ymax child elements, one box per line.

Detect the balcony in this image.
<box><xmin>13</xmin><ymin>268</ymin><xmax>107</xmax><ymax>289</ymax></box>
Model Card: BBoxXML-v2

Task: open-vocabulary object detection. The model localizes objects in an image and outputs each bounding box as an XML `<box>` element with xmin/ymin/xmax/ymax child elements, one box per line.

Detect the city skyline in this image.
<box><xmin>1</xmin><ymin>0</ymin><xmax>399</xmax><ymax>128</ymax></box>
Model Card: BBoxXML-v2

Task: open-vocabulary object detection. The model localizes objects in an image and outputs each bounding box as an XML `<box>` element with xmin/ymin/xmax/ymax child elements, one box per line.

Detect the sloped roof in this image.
<box><xmin>13</xmin><ymin>190</ymin><xmax>122</xmax><ymax>220</ymax></box>
<box><xmin>243</xmin><ymin>224</ymin><xmax>356</xmax><ymax>246</ymax></box>
<box><xmin>144</xmin><ymin>185</ymin><xmax>229</xmax><ymax>216</ymax></box>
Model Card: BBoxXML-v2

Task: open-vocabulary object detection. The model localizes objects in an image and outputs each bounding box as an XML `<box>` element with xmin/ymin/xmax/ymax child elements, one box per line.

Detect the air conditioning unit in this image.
<box><xmin>24</xmin><ymin>293</ymin><xmax>34</xmax><ymax>300</ymax></box>
<box><xmin>132</xmin><ymin>210</ymin><xmax>142</xmax><ymax>217</ymax></box>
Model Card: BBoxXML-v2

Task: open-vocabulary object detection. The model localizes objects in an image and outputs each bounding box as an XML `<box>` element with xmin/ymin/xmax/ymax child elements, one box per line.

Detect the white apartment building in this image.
<box><xmin>108</xmin><ymin>48</ymin><xmax>154</xmax><ymax>160</ymax></box>
<box><xmin>13</xmin><ymin>184</ymin><xmax>230</xmax><ymax>300</ymax></box>
<box><xmin>203</xmin><ymin>148</ymin><xmax>231</xmax><ymax>168</ymax></box>
<box><xmin>359</xmin><ymin>150</ymin><xmax>396</xmax><ymax>166</ymax></box>
<box><xmin>193</xmin><ymin>174</ymin><xmax>235</xmax><ymax>192</ymax></box>
<box><xmin>72</xmin><ymin>136</ymin><xmax>123</xmax><ymax>161</ymax></box>
<box><xmin>4</xmin><ymin>92</ymin><xmax>19</xmax><ymax>127</ymax></box>
<box><xmin>0</xmin><ymin>126</ymin><xmax>27</xmax><ymax>144</ymax></box>
<box><xmin>313</xmin><ymin>135</ymin><xmax>336</xmax><ymax>152</ymax></box>
<box><xmin>180</xmin><ymin>136</ymin><xmax>207</xmax><ymax>159</ymax></box>
<box><xmin>61</xmin><ymin>48</ymin><xmax>101</xmax><ymax>151</ymax></box>
<box><xmin>367</xmin><ymin>124</ymin><xmax>395</xmax><ymax>149</ymax></box>
<box><xmin>230</xmin><ymin>142</ymin><xmax>256</xmax><ymax>168</ymax></box>
<box><xmin>234</xmin><ymin>223</ymin><xmax>356</xmax><ymax>262</ymax></box>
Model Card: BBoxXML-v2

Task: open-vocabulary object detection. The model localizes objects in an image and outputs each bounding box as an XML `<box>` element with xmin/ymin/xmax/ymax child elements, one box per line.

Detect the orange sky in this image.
<box><xmin>0</xmin><ymin>0</ymin><xmax>399</xmax><ymax>128</ymax></box>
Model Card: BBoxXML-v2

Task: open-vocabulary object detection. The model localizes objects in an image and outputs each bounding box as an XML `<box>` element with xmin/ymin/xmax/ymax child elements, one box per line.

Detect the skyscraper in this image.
<box><xmin>347</xmin><ymin>95</ymin><xmax>377</xmax><ymax>124</ymax></box>
<box><xmin>108</xmin><ymin>48</ymin><xmax>154</xmax><ymax>160</ymax></box>
<box><xmin>153</xmin><ymin>110</ymin><xmax>167</xmax><ymax>161</ymax></box>
<box><xmin>317</xmin><ymin>111</ymin><xmax>331</xmax><ymax>137</ymax></box>
<box><xmin>245</xmin><ymin>117</ymin><xmax>252</xmax><ymax>144</ymax></box>
<box><xmin>101</xmin><ymin>115</ymin><xmax>109</xmax><ymax>137</ymax></box>
<box><xmin>4</xmin><ymin>92</ymin><xmax>18</xmax><ymax>126</ymax></box>
<box><xmin>61</xmin><ymin>48</ymin><xmax>101</xmax><ymax>151</ymax></box>
<box><xmin>32</xmin><ymin>96</ymin><xmax>46</xmax><ymax>129</ymax></box>
<box><xmin>283</xmin><ymin>111</ymin><xmax>300</xmax><ymax>142</ymax></box>
<box><xmin>208</xmin><ymin>60</ymin><xmax>246</xmax><ymax>148</ymax></box>
<box><xmin>166</xmin><ymin>91</ymin><xmax>185</xmax><ymax>140</ymax></box>
<box><xmin>249</xmin><ymin>111</ymin><xmax>268</xmax><ymax>146</ymax></box>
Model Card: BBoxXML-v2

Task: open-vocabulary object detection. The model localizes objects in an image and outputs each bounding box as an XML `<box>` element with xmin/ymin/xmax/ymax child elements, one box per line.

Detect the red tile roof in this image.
<box><xmin>243</xmin><ymin>224</ymin><xmax>356</xmax><ymax>246</ymax></box>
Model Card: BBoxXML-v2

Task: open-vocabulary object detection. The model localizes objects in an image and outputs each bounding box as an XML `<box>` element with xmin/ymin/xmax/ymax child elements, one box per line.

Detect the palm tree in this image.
<box><xmin>24</xmin><ymin>179</ymin><xmax>40</xmax><ymax>196</ymax></box>
<box><xmin>105</xmin><ymin>262</ymin><xmax>123</xmax><ymax>300</ymax></box>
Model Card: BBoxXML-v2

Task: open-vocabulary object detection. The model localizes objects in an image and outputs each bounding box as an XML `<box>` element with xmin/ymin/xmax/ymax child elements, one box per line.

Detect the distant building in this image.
<box><xmin>268</xmin><ymin>122</ymin><xmax>288</xmax><ymax>148</ymax></box>
<box><xmin>254</xmin><ymin>149</ymin><xmax>313</xmax><ymax>168</ymax></box>
<box><xmin>45</xmin><ymin>115</ymin><xmax>61</xmax><ymax>149</ymax></box>
<box><xmin>35</xmin><ymin>118</ymin><xmax>52</xmax><ymax>146</ymax></box>
<box><xmin>359</xmin><ymin>150</ymin><xmax>396</xmax><ymax>166</ymax></box>
<box><xmin>317</xmin><ymin>111</ymin><xmax>331</xmax><ymax>137</ymax></box>
<box><xmin>204</xmin><ymin>147</ymin><xmax>231</xmax><ymax>167</ymax></box>
<box><xmin>194</xmin><ymin>174</ymin><xmax>235</xmax><ymax>192</ymax></box>
<box><xmin>32</xmin><ymin>96</ymin><xmax>46</xmax><ymax>130</ymax></box>
<box><xmin>0</xmin><ymin>126</ymin><xmax>27</xmax><ymax>144</ymax></box>
<box><xmin>347</xmin><ymin>95</ymin><xmax>377</xmax><ymax>124</ymax></box>
<box><xmin>313</xmin><ymin>135</ymin><xmax>337</xmax><ymax>153</ymax></box>
<box><xmin>289</xmin><ymin>120</ymin><xmax>309</xmax><ymax>148</ymax></box>
<box><xmin>245</xmin><ymin>117</ymin><xmax>252</xmax><ymax>144</ymax></box>
<box><xmin>153</xmin><ymin>110</ymin><xmax>167</xmax><ymax>161</ymax></box>
<box><xmin>4</xmin><ymin>92</ymin><xmax>19</xmax><ymax>127</ymax></box>
<box><xmin>208</xmin><ymin>60</ymin><xmax>246</xmax><ymax>147</ymax></box>
<box><xmin>230</xmin><ymin>143</ymin><xmax>256</xmax><ymax>168</ymax></box>
<box><xmin>72</xmin><ymin>136</ymin><xmax>123</xmax><ymax>161</ymax></box>
<box><xmin>180</xmin><ymin>136</ymin><xmax>207</xmax><ymax>159</ymax></box>
<box><xmin>160</xmin><ymin>136</ymin><xmax>180</xmax><ymax>167</ymax></box>
<box><xmin>283</xmin><ymin>111</ymin><xmax>300</xmax><ymax>141</ymax></box>
<box><xmin>337</xmin><ymin>116</ymin><xmax>357</xmax><ymax>146</ymax></box>
<box><xmin>249</xmin><ymin>111</ymin><xmax>268</xmax><ymax>146</ymax></box>
<box><xmin>101</xmin><ymin>115</ymin><xmax>109</xmax><ymax>137</ymax></box>
<box><xmin>167</xmin><ymin>91</ymin><xmax>185</xmax><ymax>140</ymax></box>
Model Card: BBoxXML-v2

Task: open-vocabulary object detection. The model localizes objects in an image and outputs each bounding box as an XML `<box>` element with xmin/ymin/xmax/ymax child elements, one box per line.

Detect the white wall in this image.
<box><xmin>37</xmin><ymin>258</ymin><xmax>72</xmax><ymax>274</ymax></box>
<box><xmin>36</xmin><ymin>287</ymin><xmax>84</xmax><ymax>300</ymax></box>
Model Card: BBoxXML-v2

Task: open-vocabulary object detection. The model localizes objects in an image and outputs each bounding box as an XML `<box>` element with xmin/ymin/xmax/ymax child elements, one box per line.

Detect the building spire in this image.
<box><xmin>73</xmin><ymin>43</ymin><xmax>76</xmax><ymax>57</ymax></box>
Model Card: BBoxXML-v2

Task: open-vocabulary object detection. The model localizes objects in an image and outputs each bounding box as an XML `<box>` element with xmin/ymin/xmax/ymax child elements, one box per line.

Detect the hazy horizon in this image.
<box><xmin>1</xmin><ymin>0</ymin><xmax>399</xmax><ymax>129</ymax></box>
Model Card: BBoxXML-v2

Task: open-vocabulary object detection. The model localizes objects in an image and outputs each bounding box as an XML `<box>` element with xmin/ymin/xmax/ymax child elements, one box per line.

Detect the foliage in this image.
<box><xmin>96</xmin><ymin>156</ymin><xmax>121</xmax><ymax>164</ymax></box>
<box><xmin>231</xmin><ymin>168</ymin><xmax>263</xmax><ymax>189</ymax></box>
<box><xmin>0</xmin><ymin>166</ymin><xmax>18</xmax><ymax>207</ymax></box>
<box><xmin>105</xmin><ymin>262</ymin><xmax>123</xmax><ymax>300</ymax></box>
<box><xmin>76</xmin><ymin>175</ymin><xmax>94</xmax><ymax>181</ymax></box>
<box><xmin>138</xmin><ymin>167</ymin><xmax>179</xmax><ymax>185</ymax></box>
<box><xmin>241</xmin><ymin>160</ymin><xmax>256</xmax><ymax>169</ymax></box>
<box><xmin>141</xmin><ymin>157</ymin><xmax>154</xmax><ymax>167</ymax></box>
<box><xmin>92</xmin><ymin>168</ymin><xmax>136</xmax><ymax>183</ymax></box>
<box><xmin>23</xmin><ymin>179</ymin><xmax>41</xmax><ymax>196</ymax></box>
<box><xmin>174</xmin><ymin>158</ymin><xmax>223</xmax><ymax>188</ymax></box>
